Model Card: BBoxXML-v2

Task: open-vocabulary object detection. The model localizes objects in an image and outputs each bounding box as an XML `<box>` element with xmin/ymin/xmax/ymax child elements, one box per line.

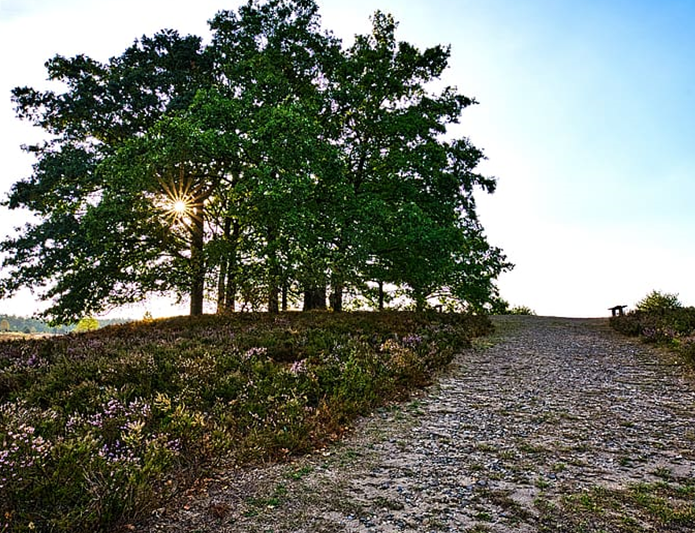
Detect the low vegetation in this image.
<box><xmin>506</xmin><ymin>305</ymin><xmax>536</xmax><ymax>316</ymax></box>
<box><xmin>610</xmin><ymin>290</ymin><xmax>695</xmax><ymax>365</ymax></box>
<box><xmin>537</xmin><ymin>476</ymin><xmax>695</xmax><ymax>532</ymax></box>
<box><xmin>0</xmin><ymin>311</ymin><xmax>491</xmax><ymax>532</ymax></box>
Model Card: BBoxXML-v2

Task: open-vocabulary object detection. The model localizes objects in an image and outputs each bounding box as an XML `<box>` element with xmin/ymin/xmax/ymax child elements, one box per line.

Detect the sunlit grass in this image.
<box><xmin>536</xmin><ymin>481</ymin><xmax>695</xmax><ymax>532</ymax></box>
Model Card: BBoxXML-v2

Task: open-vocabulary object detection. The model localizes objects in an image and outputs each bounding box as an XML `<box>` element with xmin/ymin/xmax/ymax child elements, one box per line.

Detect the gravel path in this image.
<box><xmin>142</xmin><ymin>316</ymin><xmax>695</xmax><ymax>533</ymax></box>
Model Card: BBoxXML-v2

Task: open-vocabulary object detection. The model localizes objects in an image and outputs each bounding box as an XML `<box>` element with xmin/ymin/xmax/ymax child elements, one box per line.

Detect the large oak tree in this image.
<box><xmin>0</xmin><ymin>0</ymin><xmax>511</xmax><ymax>322</ymax></box>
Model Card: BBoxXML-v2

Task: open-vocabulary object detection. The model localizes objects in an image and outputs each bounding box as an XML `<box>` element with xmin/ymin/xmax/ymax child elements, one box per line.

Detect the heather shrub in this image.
<box><xmin>676</xmin><ymin>336</ymin><xmax>695</xmax><ymax>365</ymax></box>
<box><xmin>0</xmin><ymin>311</ymin><xmax>491</xmax><ymax>532</ymax></box>
<box><xmin>611</xmin><ymin>291</ymin><xmax>695</xmax><ymax>366</ymax></box>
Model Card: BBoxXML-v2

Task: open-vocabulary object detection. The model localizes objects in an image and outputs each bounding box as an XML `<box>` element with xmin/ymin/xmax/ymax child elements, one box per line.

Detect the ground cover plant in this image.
<box><xmin>610</xmin><ymin>290</ymin><xmax>695</xmax><ymax>365</ymax></box>
<box><xmin>0</xmin><ymin>311</ymin><xmax>491</xmax><ymax>532</ymax></box>
<box><xmin>536</xmin><ymin>476</ymin><xmax>695</xmax><ymax>532</ymax></box>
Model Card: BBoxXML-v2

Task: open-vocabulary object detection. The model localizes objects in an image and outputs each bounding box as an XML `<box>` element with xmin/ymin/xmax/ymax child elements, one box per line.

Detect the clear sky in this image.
<box><xmin>1</xmin><ymin>0</ymin><xmax>693</xmax><ymax>318</ymax></box>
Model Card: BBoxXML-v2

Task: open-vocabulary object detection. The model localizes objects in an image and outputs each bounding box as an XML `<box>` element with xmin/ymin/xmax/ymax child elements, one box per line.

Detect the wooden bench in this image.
<box><xmin>609</xmin><ymin>305</ymin><xmax>627</xmax><ymax>317</ymax></box>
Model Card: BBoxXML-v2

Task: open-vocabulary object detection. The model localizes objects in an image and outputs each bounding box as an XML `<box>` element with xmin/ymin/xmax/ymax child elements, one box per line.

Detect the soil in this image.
<box><xmin>139</xmin><ymin>316</ymin><xmax>695</xmax><ymax>532</ymax></box>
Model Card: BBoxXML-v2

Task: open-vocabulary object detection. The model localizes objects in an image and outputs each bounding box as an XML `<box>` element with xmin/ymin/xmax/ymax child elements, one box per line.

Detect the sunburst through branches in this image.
<box><xmin>157</xmin><ymin>169</ymin><xmax>199</xmax><ymax>226</ymax></box>
<box><xmin>171</xmin><ymin>200</ymin><xmax>189</xmax><ymax>216</ymax></box>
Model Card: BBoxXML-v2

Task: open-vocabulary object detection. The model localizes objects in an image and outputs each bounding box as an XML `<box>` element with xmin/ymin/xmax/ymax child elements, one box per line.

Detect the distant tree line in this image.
<box><xmin>0</xmin><ymin>315</ymin><xmax>71</xmax><ymax>334</ymax></box>
<box><xmin>0</xmin><ymin>0</ymin><xmax>512</xmax><ymax>323</ymax></box>
<box><xmin>0</xmin><ymin>315</ymin><xmax>128</xmax><ymax>334</ymax></box>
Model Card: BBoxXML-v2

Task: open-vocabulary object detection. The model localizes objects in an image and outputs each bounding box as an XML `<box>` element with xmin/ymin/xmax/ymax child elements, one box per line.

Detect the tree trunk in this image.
<box><xmin>216</xmin><ymin>257</ymin><xmax>228</xmax><ymax>314</ymax></box>
<box><xmin>268</xmin><ymin>286</ymin><xmax>280</xmax><ymax>313</ymax></box>
<box><xmin>216</xmin><ymin>218</ymin><xmax>240</xmax><ymax>314</ymax></box>
<box><xmin>266</xmin><ymin>226</ymin><xmax>281</xmax><ymax>314</ymax></box>
<box><xmin>330</xmin><ymin>284</ymin><xmax>343</xmax><ymax>312</ymax></box>
<box><xmin>225</xmin><ymin>219</ymin><xmax>240</xmax><ymax>312</ymax></box>
<box><xmin>189</xmin><ymin>205</ymin><xmax>205</xmax><ymax>316</ymax></box>
<box><xmin>378</xmin><ymin>281</ymin><xmax>385</xmax><ymax>311</ymax></box>
<box><xmin>267</xmin><ymin>260</ymin><xmax>280</xmax><ymax>314</ymax></box>
<box><xmin>303</xmin><ymin>286</ymin><xmax>327</xmax><ymax>311</ymax></box>
<box><xmin>414</xmin><ymin>291</ymin><xmax>426</xmax><ymax>313</ymax></box>
<box><xmin>225</xmin><ymin>279</ymin><xmax>236</xmax><ymax>313</ymax></box>
<box><xmin>216</xmin><ymin>217</ymin><xmax>231</xmax><ymax>314</ymax></box>
<box><xmin>282</xmin><ymin>284</ymin><xmax>288</xmax><ymax>311</ymax></box>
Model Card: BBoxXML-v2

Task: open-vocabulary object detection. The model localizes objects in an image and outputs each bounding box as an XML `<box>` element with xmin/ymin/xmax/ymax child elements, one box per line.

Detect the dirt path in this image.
<box><xmin>142</xmin><ymin>316</ymin><xmax>695</xmax><ymax>532</ymax></box>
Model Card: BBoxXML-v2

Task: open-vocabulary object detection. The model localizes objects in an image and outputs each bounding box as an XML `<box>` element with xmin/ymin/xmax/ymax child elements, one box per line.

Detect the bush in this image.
<box><xmin>509</xmin><ymin>306</ymin><xmax>536</xmax><ymax>316</ymax></box>
<box><xmin>610</xmin><ymin>311</ymin><xmax>646</xmax><ymax>337</ymax></box>
<box><xmin>635</xmin><ymin>290</ymin><xmax>682</xmax><ymax>313</ymax></box>
<box><xmin>611</xmin><ymin>290</ymin><xmax>695</xmax><ymax>367</ymax></box>
<box><xmin>493</xmin><ymin>300</ymin><xmax>536</xmax><ymax>316</ymax></box>
<box><xmin>676</xmin><ymin>336</ymin><xmax>695</xmax><ymax>366</ymax></box>
<box><xmin>0</xmin><ymin>311</ymin><xmax>491</xmax><ymax>532</ymax></box>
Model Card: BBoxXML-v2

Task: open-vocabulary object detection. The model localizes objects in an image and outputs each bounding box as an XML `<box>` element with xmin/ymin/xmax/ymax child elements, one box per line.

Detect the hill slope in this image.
<box><xmin>0</xmin><ymin>311</ymin><xmax>491</xmax><ymax>532</ymax></box>
<box><xmin>143</xmin><ymin>316</ymin><xmax>695</xmax><ymax>533</ymax></box>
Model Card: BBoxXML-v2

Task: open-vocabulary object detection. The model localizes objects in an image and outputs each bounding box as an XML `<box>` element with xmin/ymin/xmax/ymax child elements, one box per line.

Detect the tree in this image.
<box><xmin>0</xmin><ymin>319</ymin><xmax>10</xmax><ymax>332</ymax></box>
<box><xmin>208</xmin><ymin>0</ymin><xmax>342</xmax><ymax>313</ymax></box>
<box><xmin>1</xmin><ymin>0</ymin><xmax>510</xmax><ymax>320</ymax></box>
<box><xmin>322</xmin><ymin>11</ymin><xmax>511</xmax><ymax>311</ymax></box>
<box><xmin>1</xmin><ymin>30</ymin><xmax>214</xmax><ymax>322</ymax></box>
<box><xmin>74</xmin><ymin>316</ymin><xmax>99</xmax><ymax>332</ymax></box>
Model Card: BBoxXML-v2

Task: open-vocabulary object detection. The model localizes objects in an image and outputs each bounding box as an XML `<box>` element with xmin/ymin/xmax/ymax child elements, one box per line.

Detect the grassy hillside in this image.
<box><xmin>0</xmin><ymin>311</ymin><xmax>491</xmax><ymax>532</ymax></box>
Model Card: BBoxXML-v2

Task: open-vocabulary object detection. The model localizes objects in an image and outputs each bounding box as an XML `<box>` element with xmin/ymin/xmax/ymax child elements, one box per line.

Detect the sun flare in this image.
<box><xmin>157</xmin><ymin>191</ymin><xmax>194</xmax><ymax>225</ymax></box>
<box><xmin>156</xmin><ymin>169</ymin><xmax>202</xmax><ymax>227</ymax></box>
<box><xmin>164</xmin><ymin>195</ymin><xmax>193</xmax><ymax>220</ymax></box>
<box><xmin>172</xmin><ymin>199</ymin><xmax>189</xmax><ymax>215</ymax></box>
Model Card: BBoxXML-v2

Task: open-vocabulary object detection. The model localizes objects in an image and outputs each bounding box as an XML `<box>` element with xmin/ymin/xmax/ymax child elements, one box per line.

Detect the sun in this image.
<box><xmin>165</xmin><ymin>196</ymin><xmax>193</xmax><ymax>219</ymax></box>
<box><xmin>159</xmin><ymin>193</ymin><xmax>193</xmax><ymax>225</ymax></box>
<box><xmin>171</xmin><ymin>199</ymin><xmax>189</xmax><ymax>215</ymax></box>
<box><xmin>155</xmin><ymin>169</ymin><xmax>200</xmax><ymax>225</ymax></box>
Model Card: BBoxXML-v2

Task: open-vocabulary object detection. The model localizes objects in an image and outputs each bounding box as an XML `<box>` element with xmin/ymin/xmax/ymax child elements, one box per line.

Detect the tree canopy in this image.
<box><xmin>0</xmin><ymin>0</ymin><xmax>512</xmax><ymax>322</ymax></box>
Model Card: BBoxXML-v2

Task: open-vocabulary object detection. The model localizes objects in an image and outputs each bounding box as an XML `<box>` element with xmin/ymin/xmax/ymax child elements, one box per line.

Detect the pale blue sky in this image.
<box><xmin>1</xmin><ymin>0</ymin><xmax>693</xmax><ymax>317</ymax></box>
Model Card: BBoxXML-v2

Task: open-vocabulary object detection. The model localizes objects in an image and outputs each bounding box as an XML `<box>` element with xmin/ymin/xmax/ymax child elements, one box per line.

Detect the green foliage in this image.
<box><xmin>635</xmin><ymin>290</ymin><xmax>682</xmax><ymax>313</ymax></box>
<box><xmin>0</xmin><ymin>315</ymin><xmax>62</xmax><ymax>334</ymax></box>
<box><xmin>508</xmin><ymin>306</ymin><xmax>536</xmax><ymax>316</ymax></box>
<box><xmin>1</xmin><ymin>0</ymin><xmax>511</xmax><ymax>322</ymax></box>
<box><xmin>74</xmin><ymin>316</ymin><xmax>99</xmax><ymax>332</ymax></box>
<box><xmin>326</xmin><ymin>11</ymin><xmax>511</xmax><ymax>312</ymax></box>
<box><xmin>495</xmin><ymin>302</ymin><xmax>536</xmax><ymax>315</ymax></box>
<box><xmin>0</xmin><ymin>311</ymin><xmax>492</xmax><ymax>532</ymax></box>
<box><xmin>1</xmin><ymin>29</ymin><xmax>213</xmax><ymax>322</ymax></box>
<box><xmin>611</xmin><ymin>291</ymin><xmax>695</xmax><ymax>366</ymax></box>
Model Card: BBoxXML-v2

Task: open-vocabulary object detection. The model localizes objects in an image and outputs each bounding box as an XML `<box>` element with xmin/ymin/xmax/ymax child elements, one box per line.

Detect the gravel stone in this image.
<box><xmin>140</xmin><ymin>316</ymin><xmax>695</xmax><ymax>533</ymax></box>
